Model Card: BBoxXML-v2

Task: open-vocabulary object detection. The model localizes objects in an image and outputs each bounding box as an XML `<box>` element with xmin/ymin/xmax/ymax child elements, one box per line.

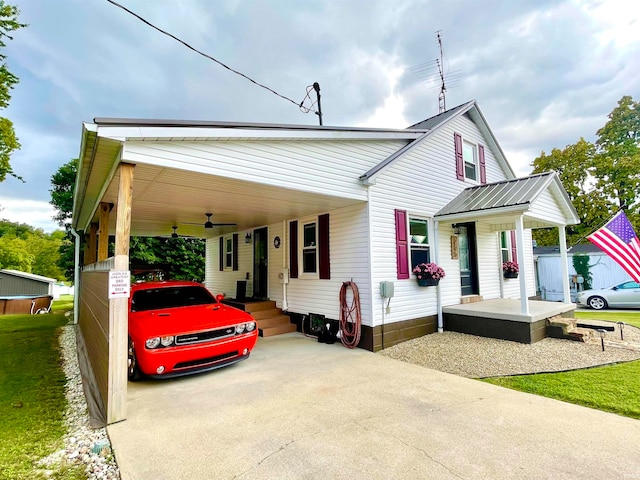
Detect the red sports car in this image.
<box><xmin>127</xmin><ymin>281</ymin><xmax>258</xmax><ymax>380</ymax></box>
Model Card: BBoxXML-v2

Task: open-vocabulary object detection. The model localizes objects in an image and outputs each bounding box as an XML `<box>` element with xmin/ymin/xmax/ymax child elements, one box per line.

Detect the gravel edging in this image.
<box><xmin>37</xmin><ymin>320</ymin><xmax>121</xmax><ymax>479</ymax></box>
<box><xmin>379</xmin><ymin>321</ymin><xmax>640</xmax><ymax>379</ymax></box>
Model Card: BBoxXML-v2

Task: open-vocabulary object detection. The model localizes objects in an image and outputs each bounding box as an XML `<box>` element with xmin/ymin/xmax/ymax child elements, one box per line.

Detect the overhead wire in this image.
<box><xmin>105</xmin><ymin>0</ymin><xmax>308</xmax><ymax>110</ymax></box>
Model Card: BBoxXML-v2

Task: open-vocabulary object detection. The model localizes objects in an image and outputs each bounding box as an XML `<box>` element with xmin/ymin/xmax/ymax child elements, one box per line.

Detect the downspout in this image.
<box><xmin>282</xmin><ymin>219</ymin><xmax>288</xmax><ymax>311</ymax></box>
<box><xmin>71</xmin><ymin>228</ymin><xmax>81</xmax><ymax>325</ymax></box>
<box><xmin>434</xmin><ymin>220</ymin><xmax>443</xmax><ymax>332</ymax></box>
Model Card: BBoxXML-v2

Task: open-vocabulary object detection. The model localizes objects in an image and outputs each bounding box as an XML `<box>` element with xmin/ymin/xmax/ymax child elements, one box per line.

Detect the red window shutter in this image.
<box><xmin>454</xmin><ymin>132</ymin><xmax>464</xmax><ymax>180</ymax></box>
<box><xmin>232</xmin><ymin>234</ymin><xmax>239</xmax><ymax>271</ymax></box>
<box><xmin>319</xmin><ymin>214</ymin><xmax>330</xmax><ymax>279</ymax></box>
<box><xmin>289</xmin><ymin>221</ymin><xmax>298</xmax><ymax>278</ymax></box>
<box><xmin>219</xmin><ymin>236</ymin><xmax>224</xmax><ymax>271</ymax></box>
<box><xmin>479</xmin><ymin>144</ymin><xmax>486</xmax><ymax>184</ymax></box>
<box><xmin>510</xmin><ymin>231</ymin><xmax>517</xmax><ymax>262</ymax></box>
<box><xmin>395</xmin><ymin>209</ymin><xmax>410</xmax><ymax>279</ymax></box>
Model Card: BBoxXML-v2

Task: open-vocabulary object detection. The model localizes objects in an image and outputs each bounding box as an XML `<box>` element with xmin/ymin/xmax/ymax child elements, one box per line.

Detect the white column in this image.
<box><xmin>434</xmin><ymin>221</ymin><xmax>443</xmax><ymax>332</ymax></box>
<box><xmin>515</xmin><ymin>215</ymin><xmax>529</xmax><ymax>315</ymax></box>
<box><xmin>558</xmin><ymin>225</ymin><xmax>571</xmax><ymax>303</ymax></box>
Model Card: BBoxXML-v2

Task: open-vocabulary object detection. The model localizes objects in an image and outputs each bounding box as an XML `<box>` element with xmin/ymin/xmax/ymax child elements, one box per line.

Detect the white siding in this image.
<box><xmin>123</xmin><ymin>139</ymin><xmax>406</xmax><ymax>201</ymax></box>
<box><xmin>529</xmin><ymin>189</ymin><xmax>566</xmax><ymax>224</ymax></box>
<box><xmin>501</xmin><ymin>229</ymin><xmax>536</xmax><ymax>299</ymax></box>
<box><xmin>285</xmin><ymin>204</ymin><xmax>372</xmax><ymax>325</ymax></box>
<box><xmin>475</xmin><ymin>224</ymin><xmax>502</xmax><ymax>300</ymax></box>
<box><xmin>205</xmin><ymin>232</ymin><xmax>254</xmax><ymax>298</ymax></box>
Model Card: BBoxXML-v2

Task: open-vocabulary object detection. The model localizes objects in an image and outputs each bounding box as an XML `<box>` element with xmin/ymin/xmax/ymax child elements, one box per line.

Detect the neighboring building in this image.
<box><xmin>72</xmin><ymin>100</ymin><xmax>579</xmax><ymax>423</ymax></box>
<box><xmin>535</xmin><ymin>244</ymin><xmax>631</xmax><ymax>301</ymax></box>
<box><xmin>0</xmin><ymin>269</ymin><xmax>56</xmax><ymax>296</ymax></box>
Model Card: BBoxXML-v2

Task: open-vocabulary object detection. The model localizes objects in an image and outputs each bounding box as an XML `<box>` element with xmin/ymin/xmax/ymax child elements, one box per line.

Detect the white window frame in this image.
<box><xmin>500</xmin><ymin>231</ymin><xmax>514</xmax><ymax>263</ymax></box>
<box><xmin>463</xmin><ymin>140</ymin><xmax>478</xmax><ymax>182</ymax></box>
<box><xmin>299</xmin><ymin>218</ymin><xmax>319</xmax><ymax>279</ymax></box>
<box><xmin>409</xmin><ymin>217</ymin><xmax>431</xmax><ymax>270</ymax></box>
<box><xmin>224</xmin><ymin>235</ymin><xmax>234</xmax><ymax>270</ymax></box>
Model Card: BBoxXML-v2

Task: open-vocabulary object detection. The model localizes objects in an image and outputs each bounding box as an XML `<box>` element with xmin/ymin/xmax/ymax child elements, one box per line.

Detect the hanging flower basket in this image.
<box><xmin>413</xmin><ymin>263</ymin><xmax>445</xmax><ymax>287</ymax></box>
<box><xmin>503</xmin><ymin>261</ymin><xmax>519</xmax><ymax>279</ymax></box>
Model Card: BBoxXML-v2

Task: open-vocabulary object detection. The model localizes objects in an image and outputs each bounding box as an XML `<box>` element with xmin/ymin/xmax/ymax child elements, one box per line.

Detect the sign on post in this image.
<box><xmin>109</xmin><ymin>270</ymin><xmax>131</xmax><ymax>299</ymax></box>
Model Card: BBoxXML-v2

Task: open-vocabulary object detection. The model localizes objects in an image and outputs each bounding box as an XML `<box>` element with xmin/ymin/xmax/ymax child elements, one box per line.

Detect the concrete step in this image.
<box><xmin>260</xmin><ymin>322</ymin><xmax>297</xmax><ymax>337</ymax></box>
<box><xmin>251</xmin><ymin>308</ymin><xmax>283</xmax><ymax>320</ymax></box>
<box><xmin>546</xmin><ymin>316</ymin><xmax>592</xmax><ymax>342</ymax></box>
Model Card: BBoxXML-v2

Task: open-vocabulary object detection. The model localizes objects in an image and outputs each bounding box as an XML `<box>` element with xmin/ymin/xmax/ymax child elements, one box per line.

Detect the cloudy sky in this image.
<box><xmin>0</xmin><ymin>0</ymin><xmax>638</xmax><ymax>232</ymax></box>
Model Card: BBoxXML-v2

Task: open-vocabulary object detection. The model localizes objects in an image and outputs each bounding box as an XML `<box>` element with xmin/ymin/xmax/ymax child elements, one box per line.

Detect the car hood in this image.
<box><xmin>129</xmin><ymin>303</ymin><xmax>255</xmax><ymax>335</ymax></box>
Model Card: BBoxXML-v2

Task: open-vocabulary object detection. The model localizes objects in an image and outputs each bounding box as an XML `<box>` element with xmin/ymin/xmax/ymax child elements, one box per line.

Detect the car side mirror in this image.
<box><xmin>216</xmin><ymin>294</ymin><xmax>225</xmax><ymax>303</ymax></box>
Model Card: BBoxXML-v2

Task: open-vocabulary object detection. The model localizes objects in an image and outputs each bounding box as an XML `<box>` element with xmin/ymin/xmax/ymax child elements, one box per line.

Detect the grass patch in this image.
<box><xmin>0</xmin><ymin>299</ymin><xmax>85</xmax><ymax>480</ymax></box>
<box><xmin>575</xmin><ymin>310</ymin><xmax>640</xmax><ymax>329</ymax></box>
<box><xmin>483</xmin><ymin>311</ymin><xmax>640</xmax><ymax>419</ymax></box>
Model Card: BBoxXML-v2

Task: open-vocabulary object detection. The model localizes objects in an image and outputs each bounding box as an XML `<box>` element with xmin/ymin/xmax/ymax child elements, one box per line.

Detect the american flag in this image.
<box><xmin>588</xmin><ymin>211</ymin><xmax>640</xmax><ymax>283</ymax></box>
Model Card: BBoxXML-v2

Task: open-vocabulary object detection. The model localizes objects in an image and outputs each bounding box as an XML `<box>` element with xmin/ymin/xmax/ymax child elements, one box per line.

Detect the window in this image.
<box><xmin>500</xmin><ymin>231</ymin><xmax>517</xmax><ymax>263</ymax></box>
<box><xmin>410</xmin><ymin>218</ymin><xmax>430</xmax><ymax>269</ymax></box>
<box><xmin>463</xmin><ymin>141</ymin><xmax>477</xmax><ymax>181</ymax></box>
<box><xmin>302</xmin><ymin>221</ymin><xmax>317</xmax><ymax>274</ymax></box>
<box><xmin>225</xmin><ymin>237</ymin><xmax>233</xmax><ymax>268</ymax></box>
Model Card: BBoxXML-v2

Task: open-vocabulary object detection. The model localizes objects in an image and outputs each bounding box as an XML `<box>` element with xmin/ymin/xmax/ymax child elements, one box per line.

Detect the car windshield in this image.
<box><xmin>131</xmin><ymin>286</ymin><xmax>215</xmax><ymax>312</ymax></box>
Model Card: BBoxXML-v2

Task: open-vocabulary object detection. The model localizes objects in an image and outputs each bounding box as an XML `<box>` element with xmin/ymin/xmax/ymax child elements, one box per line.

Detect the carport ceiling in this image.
<box><xmin>98</xmin><ymin>163</ymin><xmax>362</xmax><ymax>238</ymax></box>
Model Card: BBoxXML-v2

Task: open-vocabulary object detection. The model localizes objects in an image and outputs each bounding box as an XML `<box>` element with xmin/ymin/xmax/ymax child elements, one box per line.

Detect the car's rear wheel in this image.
<box><xmin>588</xmin><ymin>296</ymin><xmax>607</xmax><ymax>310</ymax></box>
<box><xmin>128</xmin><ymin>338</ymin><xmax>142</xmax><ymax>381</ymax></box>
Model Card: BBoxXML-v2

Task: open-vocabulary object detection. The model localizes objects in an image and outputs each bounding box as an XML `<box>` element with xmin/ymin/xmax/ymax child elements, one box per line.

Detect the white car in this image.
<box><xmin>576</xmin><ymin>281</ymin><xmax>640</xmax><ymax>310</ymax></box>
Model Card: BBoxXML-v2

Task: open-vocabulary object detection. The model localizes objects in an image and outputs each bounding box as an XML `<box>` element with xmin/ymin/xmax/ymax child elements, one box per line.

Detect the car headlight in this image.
<box><xmin>160</xmin><ymin>335</ymin><xmax>174</xmax><ymax>347</ymax></box>
<box><xmin>145</xmin><ymin>337</ymin><xmax>161</xmax><ymax>349</ymax></box>
<box><xmin>245</xmin><ymin>322</ymin><xmax>256</xmax><ymax>332</ymax></box>
<box><xmin>235</xmin><ymin>324</ymin><xmax>246</xmax><ymax>334</ymax></box>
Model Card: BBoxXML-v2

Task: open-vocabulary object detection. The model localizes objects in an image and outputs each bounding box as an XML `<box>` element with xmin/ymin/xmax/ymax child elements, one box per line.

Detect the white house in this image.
<box><xmin>71</xmin><ymin>99</ymin><xmax>579</xmax><ymax>423</ymax></box>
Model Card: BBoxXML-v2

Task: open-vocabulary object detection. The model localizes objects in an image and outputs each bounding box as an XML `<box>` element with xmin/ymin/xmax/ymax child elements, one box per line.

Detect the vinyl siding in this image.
<box><xmin>205</xmin><ymin>232</ymin><xmax>254</xmax><ymax>298</ymax></box>
<box><xmin>123</xmin><ymin>139</ymin><xmax>406</xmax><ymax>201</ymax></box>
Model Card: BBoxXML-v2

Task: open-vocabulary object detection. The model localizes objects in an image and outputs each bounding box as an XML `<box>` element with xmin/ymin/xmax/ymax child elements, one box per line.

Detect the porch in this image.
<box><xmin>443</xmin><ymin>298</ymin><xmax>576</xmax><ymax>343</ymax></box>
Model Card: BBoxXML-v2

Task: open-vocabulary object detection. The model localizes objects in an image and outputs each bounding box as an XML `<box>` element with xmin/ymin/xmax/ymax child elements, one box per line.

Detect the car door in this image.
<box><xmin>610</xmin><ymin>281</ymin><xmax>640</xmax><ymax>307</ymax></box>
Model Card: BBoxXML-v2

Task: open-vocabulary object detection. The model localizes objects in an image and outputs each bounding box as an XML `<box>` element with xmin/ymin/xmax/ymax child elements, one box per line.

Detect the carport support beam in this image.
<box><xmin>107</xmin><ymin>163</ymin><xmax>134</xmax><ymax>424</ymax></box>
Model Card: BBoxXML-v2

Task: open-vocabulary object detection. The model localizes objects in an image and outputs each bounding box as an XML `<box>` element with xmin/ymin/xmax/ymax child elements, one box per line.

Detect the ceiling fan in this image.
<box><xmin>183</xmin><ymin>213</ymin><xmax>236</xmax><ymax>230</ymax></box>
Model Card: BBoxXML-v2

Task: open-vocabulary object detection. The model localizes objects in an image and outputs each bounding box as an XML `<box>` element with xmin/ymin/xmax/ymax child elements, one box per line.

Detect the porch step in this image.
<box><xmin>251</xmin><ymin>308</ymin><xmax>283</xmax><ymax>320</ymax></box>
<box><xmin>243</xmin><ymin>301</ymin><xmax>278</xmax><ymax>313</ymax></box>
<box><xmin>460</xmin><ymin>295</ymin><xmax>483</xmax><ymax>304</ymax></box>
<box><xmin>259</xmin><ymin>321</ymin><xmax>297</xmax><ymax>337</ymax></box>
<box><xmin>546</xmin><ymin>316</ymin><xmax>592</xmax><ymax>342</ymax></box>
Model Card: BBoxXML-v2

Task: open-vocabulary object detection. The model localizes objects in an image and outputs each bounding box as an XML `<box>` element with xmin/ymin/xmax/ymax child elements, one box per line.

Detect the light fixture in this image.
<box><xmin>245</xmin><ymin>233</ymin><xmax>252</xmax><ymax>243</ymax></box>
<box><xmin>452</xmin><ymin>224</ymin><xmax>460</xmax><ymax>235</ymax></box>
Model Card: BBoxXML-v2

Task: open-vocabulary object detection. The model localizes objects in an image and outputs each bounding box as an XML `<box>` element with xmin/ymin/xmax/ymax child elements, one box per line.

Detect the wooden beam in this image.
<box><xmin>85</xmin><ymin>223</ymin><xmax>98</xmax><ymax>265</ymax></box>
<box><xmin>107</xmin><ymin>163</ymin><xmax>134</xmax><ymax>424</ymax></box>
<box><xmin>97</xmin><ymin>203</ymin><xmax>110</xmax><ymax>261</ymax></box>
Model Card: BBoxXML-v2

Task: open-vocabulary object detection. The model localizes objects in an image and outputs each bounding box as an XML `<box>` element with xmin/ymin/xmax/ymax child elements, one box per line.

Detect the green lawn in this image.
<box><xmin>0</xmin><ymin>301</ymin><xmax>85</xmax><ymax>480</ymax></box>
<box><xmin>483</xmin><ymin>310</ymin><xmax>640</xmax><ymax>419</ymax></box>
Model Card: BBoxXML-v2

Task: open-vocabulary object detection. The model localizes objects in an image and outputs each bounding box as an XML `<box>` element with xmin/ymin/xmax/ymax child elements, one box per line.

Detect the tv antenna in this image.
<box><xmin>436</xmin><ymin>31</ymin><xmax>447</xmax><ymax>113</ymax></box>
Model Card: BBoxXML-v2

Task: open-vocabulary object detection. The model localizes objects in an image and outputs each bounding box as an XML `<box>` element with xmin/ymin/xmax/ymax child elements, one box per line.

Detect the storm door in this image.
<box><xmin>457</xmin><ymin>223</ymin><xmax>479</xmax><ymax>296</ymax></box>
<box><xmin>253</xmin><ymin>227</ymin><xmax>268</xmax><ymax>299</ymax></box>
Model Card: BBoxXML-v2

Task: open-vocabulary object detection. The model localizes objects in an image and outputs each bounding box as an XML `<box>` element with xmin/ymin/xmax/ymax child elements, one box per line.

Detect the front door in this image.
<box><xmin>253</xmin><ymin>227</ymin><xmax>268</xmax><ymax>300</ymax></box>
<box><xmin>458</xmin><ymin>223</ymin><xmax>479</xmax><ymax>296</ymax></box>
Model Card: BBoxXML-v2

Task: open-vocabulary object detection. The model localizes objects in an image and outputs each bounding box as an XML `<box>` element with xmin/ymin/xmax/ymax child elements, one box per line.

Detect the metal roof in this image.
<box><xmin>0</xmin><ymin>269</ymin><xmax>57</xmax><ymax>284</ymax></box>
<box><xmin>407</xmin><ymin>100</ymin><xmax>475</xmax><ymax>130</ymax></box>
<box><xmin>435</xmin><ymin>172</ymin><xmax>570</xmax><ymax>218</ymax></box>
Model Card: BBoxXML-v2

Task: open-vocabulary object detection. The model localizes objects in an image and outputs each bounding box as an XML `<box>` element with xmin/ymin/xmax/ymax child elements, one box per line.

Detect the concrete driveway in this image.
<box><xmin>108</xmin><ymin>333</ymin><xmax>640</xmax><ymax>479</ymax></box>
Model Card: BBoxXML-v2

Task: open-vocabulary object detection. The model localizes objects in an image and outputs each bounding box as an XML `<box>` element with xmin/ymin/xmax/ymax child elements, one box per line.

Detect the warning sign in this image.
<box><xmin>109</xmin><ymin>270</ymin><xmax>131</xmax><ymax>299</ymax></box>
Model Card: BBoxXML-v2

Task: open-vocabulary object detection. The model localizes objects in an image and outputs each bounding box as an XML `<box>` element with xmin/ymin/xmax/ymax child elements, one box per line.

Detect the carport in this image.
<box><xmin>71</xmin><ymin>118</ymin><xmax>419</xmax><ymax>424</ymax></box>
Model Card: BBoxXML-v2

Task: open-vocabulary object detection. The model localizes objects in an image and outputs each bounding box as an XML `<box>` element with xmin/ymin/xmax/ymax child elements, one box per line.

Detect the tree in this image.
<box><xmin>0</xmin><ymin>1</ymin><xmax>25</xmax><ymax>183</ymax></box>
<box><xmin>530</xmin><ymin>95</ymin><xmax>640</xmax><ymax>246</ymax></box>
<box><xmin>594</xmin><ymin>95</ymin><xmax>640</xmax><ymax>215</ymax></box>
<box><xmin>50</xmin><ymin>159</ymin><xmax>205</xmax><ymax>282</ymax></box>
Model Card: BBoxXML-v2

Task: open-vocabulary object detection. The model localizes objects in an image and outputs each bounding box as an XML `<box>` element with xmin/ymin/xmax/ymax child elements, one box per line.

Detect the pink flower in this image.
<box><xmin>412</xmin><ymin>263</ymin><xmax>446</xmax><ymax>280</ymax></box>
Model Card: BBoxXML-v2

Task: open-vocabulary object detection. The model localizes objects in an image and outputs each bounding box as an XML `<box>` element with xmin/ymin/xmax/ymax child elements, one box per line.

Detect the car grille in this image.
<box><xmin>174</xmin><ymin>351</ymin><xmax>239</xmax><ymax>370</ymax></box>
<box><xmin>175</xmin><ymin>327</ymin><xmax>236</xmax><ymax>345</ymax></box>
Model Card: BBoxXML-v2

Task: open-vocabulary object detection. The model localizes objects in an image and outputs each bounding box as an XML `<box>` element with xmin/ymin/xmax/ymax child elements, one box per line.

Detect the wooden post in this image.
<box><xmin>107</xmin><ymin>163</ymin><xmax>134</xmax><ymax>424</ymax></box>
<box><xmin>98</xmin><ymin>203</ymin><xmax>110</xmax><ymax>261</ymax></box>
<box><xmin>85</xmin><ymin>223</ymin><xmax>98</xmax><ymax>265</ymax></box>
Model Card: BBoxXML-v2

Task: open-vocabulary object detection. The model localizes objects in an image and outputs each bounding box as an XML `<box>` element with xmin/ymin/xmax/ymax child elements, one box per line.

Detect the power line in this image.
<box><xmin>105</xmin><ymin>0</ymin><xmax>302</xmax><ymax>108</ymax></box>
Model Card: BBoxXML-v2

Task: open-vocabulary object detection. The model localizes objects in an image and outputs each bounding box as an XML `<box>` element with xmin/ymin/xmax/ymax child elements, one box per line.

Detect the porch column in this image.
<box><xmin>515</xmin><ymin>215</ymin><xmax>529</xmax><ymax>315</ymax></box>
<box><xmin>107</xmin><ymin>163</ymin><xmax>134</xmax><ymax>424</ymax></box>
<box><xmin>558</xmin><ymin>225</ymin><xmax>571</xmax><ymax>303</ymax></box>
<box><xmin>98</xmin><ymin>203</ymin><xmax>110</xmax><ymax>261</ymax></box>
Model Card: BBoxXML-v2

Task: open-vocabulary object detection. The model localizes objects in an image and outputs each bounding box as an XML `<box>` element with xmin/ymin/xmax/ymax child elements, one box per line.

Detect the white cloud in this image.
<box><xmin>0</xmin><ymin>197</ymin><xmax>60</xmax><ymax>233</ymax></box>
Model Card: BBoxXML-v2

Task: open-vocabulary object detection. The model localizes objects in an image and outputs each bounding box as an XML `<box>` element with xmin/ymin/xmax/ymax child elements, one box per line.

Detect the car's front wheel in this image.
<box><xmin>588</xmin><ymin>296</ymin><xmax>608</xmax><ymax>310</ymax></box>
<box><xmin>128</xmin><ymin>338</ymin><xmax>142</xmax><ymax>381</ymax></box>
